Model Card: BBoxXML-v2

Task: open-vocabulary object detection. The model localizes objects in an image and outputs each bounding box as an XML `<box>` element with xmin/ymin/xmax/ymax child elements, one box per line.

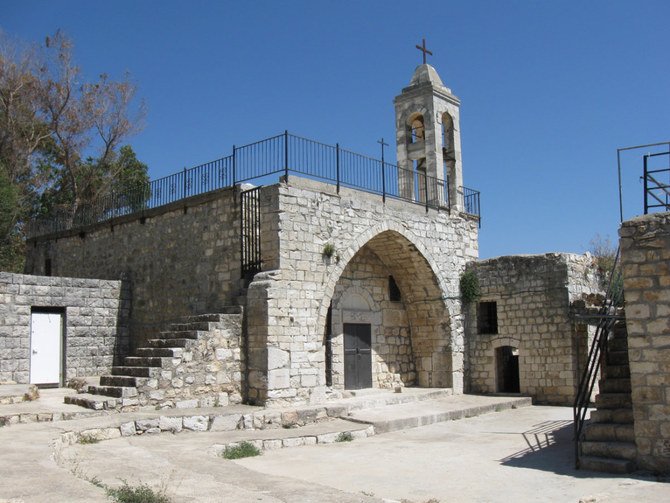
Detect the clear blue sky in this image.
<box><xmin>4</xmin><ymin>0</ymin><xmax>669</xmax><ymax>258</ymax></box>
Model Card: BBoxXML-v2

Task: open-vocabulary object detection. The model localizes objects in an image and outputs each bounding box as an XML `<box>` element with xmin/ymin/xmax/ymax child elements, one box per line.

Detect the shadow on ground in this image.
<box><xmin>497</xmin><ymin>420</ymin><xmax>614</xmax><ymax>478</ymax></box>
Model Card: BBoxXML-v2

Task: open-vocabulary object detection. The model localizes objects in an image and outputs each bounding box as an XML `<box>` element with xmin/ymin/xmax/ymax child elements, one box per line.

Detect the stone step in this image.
<box><xmin>599</xmin><ymin>377</ymin><xmax>631</xmax><ymax>394</ymax></box>
<box><xmin>580</xmin><ymin>440</ymin><xmax>637</xmax><ymax>460</ymax></box>
<box><xmin>111</xmin><ymin>366</ymin><xmax>161</xmax><ymax>378</ymax></box>
<box><xmin>347</xmin><ymin>395</ymin><xmax>532</xmax><ymax>434</ymax></box>
<box><xmin>595</xmin><ymin>393</ymin><xmax>632</xmax><ymax>409</ymax></box>
<box><xmin>607</xmin><ymin>337</ymin><xmax>628</xmax><ymax>352</ymax></box>
<box><xmin>579</xmin><ymin>455</ymin><xmax>635</xmax><ymax>474</ymax></box>
<box><xmin>124</xmin><ymin>356</ymin><xmax>167</xmax><ymax>367</ymax></box>
<box><xmin>583</xmin><ymin>422</ymin><xmax>635</xmax><ymax>443</ymax></box>
<box><xmin>135</xmin><ymin>347</ymin><xmax>183</xmax><ymax>358</ymax></box>
<box><xmin>602</xmin><ymin>364</ymin><xmax>630</xmax><ymax>379</ymax></box>
<box><xmin>88</xmin><ymin>385</ymin><xmax>138</xmax><ymax>399</ymax></box>
<box><xmin>154</xmin><ymin>330</ymin><xmax>203</xmax><ymax>340</ymax></box>
<box><xmin>187</xmin><ymin>311</ymin><xmax>241</xmax><ymax>322</ymax></box>
<box><xmin>64</xmin><ymin>393</ymin><xmax>119</xmax><ymax>411</ymax></box>
<box><xmin>168</xmin><ymin>321</ymin><xmax>214</xmax><ymax>332</ymax></box>
<box><xmin>606</xmin><ymin>350</ymin><xmax>629</xmax><ymax>366</ymax></box>
<box><xmin>589</xmin><ymin>408</ymin><xmax>634</xmax><ymax>424</ymax></box>
<box><xmin>100</xmin><ymin>375</ymin><xmax>138</xmax><ymax>387</ymax></box>
<box><xmin>147</xmin><ymin>338</ymin><xmax>193</xmax><ymax>348</ymax></box>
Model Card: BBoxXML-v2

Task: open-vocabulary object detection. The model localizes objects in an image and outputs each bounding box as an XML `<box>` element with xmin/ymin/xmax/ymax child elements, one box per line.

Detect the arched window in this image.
<box><xmin>441</xmin><ymin>112</ymin><xmax>455</xmax><ymax>157</ymax></box>
<box><xmin>407</xmin><ymin>113</ymin><xmax>425</xmax><ymax>143</ymax></box>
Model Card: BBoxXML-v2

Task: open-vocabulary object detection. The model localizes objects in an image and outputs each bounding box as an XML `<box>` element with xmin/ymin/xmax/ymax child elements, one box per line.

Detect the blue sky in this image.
<box><xmin>4</xmin><ymin>0</ymin><xmax>669</xmax><ymax>258</ymax></box>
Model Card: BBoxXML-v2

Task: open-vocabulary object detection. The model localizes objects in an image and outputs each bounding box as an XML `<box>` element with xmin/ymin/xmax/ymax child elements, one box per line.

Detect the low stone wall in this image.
<box><xmin>0</xmin><ymin>272</ymin><xmax>130</xmax><ymax>384</ymax></box>
<box><xmin>464</xmin><ymin>253</ymin><xmax>601</xmax><ymax>405</ymax></box>
<box><xmin>620</xmin><ymin>211</ymin><xmax>670</xmax><ymax>473</ymax></box>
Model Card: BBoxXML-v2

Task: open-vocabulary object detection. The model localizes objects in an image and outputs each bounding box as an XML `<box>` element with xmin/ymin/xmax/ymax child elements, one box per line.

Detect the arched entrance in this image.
<box><xmin>322</xmin><ymin>228</ymin><xmax>454</xmax><ymax>391</ymax></box>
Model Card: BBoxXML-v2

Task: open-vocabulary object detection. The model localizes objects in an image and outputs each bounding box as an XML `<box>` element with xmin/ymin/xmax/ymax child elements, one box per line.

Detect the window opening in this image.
<box><xmin>389</xmin><ymin>275</ymin><xmax>402</xmax><ymax>302</ymax></box>
<box><xmin>478</xmin><ymin>301</ymin><xmax>498</xmax><ymax>334</ymax></box>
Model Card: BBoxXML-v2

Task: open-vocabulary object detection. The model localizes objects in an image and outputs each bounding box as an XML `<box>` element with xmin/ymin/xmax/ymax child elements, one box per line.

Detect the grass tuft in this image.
<box><xmin>106</xmin><ymin>480</ymin><xmax>171</xmax><ymax>503</ymax></box>
<box><xmin>335</xmin><ymin>431</ymin><xmax>353</xmax><ymax>442</ymax></box>
<box><xmin>222</xmin><ymin>441</ymin><xmax>262</xmax><ymax>459</ymax></box>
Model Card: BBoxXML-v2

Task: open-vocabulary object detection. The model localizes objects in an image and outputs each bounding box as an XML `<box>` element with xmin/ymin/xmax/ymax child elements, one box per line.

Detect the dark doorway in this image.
<box><xmin>344</xmin><ymin>323</ymin><xmax>372</xmax><ymax>390</ymax></box>
<box><xmin>496</xmin><ymin>346</ymin><xmax>520</xmax><ymax>393</ymax></box>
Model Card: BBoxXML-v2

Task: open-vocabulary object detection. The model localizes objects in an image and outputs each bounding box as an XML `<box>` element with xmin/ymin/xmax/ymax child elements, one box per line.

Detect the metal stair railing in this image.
<box><xmin>573</xmin><ymin>247</ymin><xmax>625</xmax><ymax>469</ymax></box>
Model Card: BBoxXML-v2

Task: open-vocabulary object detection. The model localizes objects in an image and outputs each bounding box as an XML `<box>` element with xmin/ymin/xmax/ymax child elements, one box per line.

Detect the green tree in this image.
<box><xmin>0</xmin><ymin>30</ymin><xmax>146</xmax><ymax>271</ymax></box>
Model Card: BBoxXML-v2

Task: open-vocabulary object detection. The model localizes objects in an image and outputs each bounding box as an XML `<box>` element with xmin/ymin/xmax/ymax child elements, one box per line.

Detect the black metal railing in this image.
<box><xmin>240</xmin><ymin>186</ymin><xmax>262</xmax><ymax>281</ymax></box>
<box><xmin>573</xmin><ymin>248</ymin><xmax>625</xmax><ymax>469</ymax></box>
<box><xmin>643</xmin><ymin>151</ymin><xmax>670</xmax><ymax>214</ymax></box>
<box><xmin>27</xmin><ymin>131</ymin><xmax>481</xmax><ymax>238</ymax></box>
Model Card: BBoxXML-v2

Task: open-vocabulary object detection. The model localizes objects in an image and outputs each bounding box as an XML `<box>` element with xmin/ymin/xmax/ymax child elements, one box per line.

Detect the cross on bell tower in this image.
<box><xmin>393</xmin><ymin>45</ymin><xmax>465</xmax><ymax>211</ymax></box>
<box><xmin>415</xmin><ymin>38</ymin><xmax>433</xmax><ymax>65</ymax></box>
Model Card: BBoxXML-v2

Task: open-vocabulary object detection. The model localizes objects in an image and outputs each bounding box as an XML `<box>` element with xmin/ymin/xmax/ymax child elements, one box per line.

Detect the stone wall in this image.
<box><xmin>247</xmin><ymin>176</ymin><xmax>479</xmax><ymax>405</ymax></box>
<box><xmin>464</xmin><ymin>253</ymin><xmax>601</xmax><ymax>405</ymax></box>
<box><xmin>25</xmin><ymin>187</ymin><xmax>243</xmax><ymax>348</ymax></box>
<box><xmin>620</xmin><ymin>211</ymin><xmax>670</xmax><ymax>473</ymax></box>
<box><xmin>0</xmin><ymin>272</ymin><xmax>130</xmax><ymax>384</ymax></box>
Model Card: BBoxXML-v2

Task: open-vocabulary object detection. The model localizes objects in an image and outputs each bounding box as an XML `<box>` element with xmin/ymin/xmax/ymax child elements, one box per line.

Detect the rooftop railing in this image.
<box><xmin>27</xmin><ymin>131</ymin><xmax>481</xmax><ymax>238</ymax></box>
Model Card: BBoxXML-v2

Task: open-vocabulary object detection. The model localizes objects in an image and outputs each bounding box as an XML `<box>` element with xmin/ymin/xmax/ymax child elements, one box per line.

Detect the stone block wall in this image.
<box><xmin>0</xmin><ymin>272</ymin><xmax>130</xmax><ymax>384</ymax></box>
<box><xmin>464</xmin><ymin>253</ymin><xmax>601</xmax><ymax>405</ymax></box>
<box><xmin>620</xmin><ymin>211</ymin><xmax>670</xmax><ymax>473</ymax></box>
<box><xmin>247</xmin><ymin>176</ymin><xmax>479</xmax><ymax>405</ymax></box>
<box><xmin>25</xmin><ymin>187</ymin><xmax>242</xmax><ymax>348</ymax></box>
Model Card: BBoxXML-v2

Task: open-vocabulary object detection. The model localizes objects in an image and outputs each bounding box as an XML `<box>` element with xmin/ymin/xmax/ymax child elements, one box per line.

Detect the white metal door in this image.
<box><xmin>30</xmin><ymin>312</ymin><xmax>63</xmax><ymax>385</ymax></box>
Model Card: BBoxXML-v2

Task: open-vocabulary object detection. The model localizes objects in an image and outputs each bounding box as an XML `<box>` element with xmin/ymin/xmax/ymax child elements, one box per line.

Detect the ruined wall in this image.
<box><xmin>0</xmin><ymin>272</ymin><xmax>130</xmax><ymax>384</ymax></box>
<box><xmin>25</xmin><ymin>187</ymin><xmax>244</xmax><ymax>348</ymax></box>
<box><xmin>464</xmin><ymin>253</ymin><xmax>600</xmax><ymax>405</ymax></box>
<box><xmin>620</xmin><ymin>211</ymin><xmax>670</xmax><ymax>473</ymax></box>
<box><xmin>247</xmin><ymin>176</ymin><xmax>479</xmax><ymax>405</ymax></box>
<box><xmin>331</xmin><ymin>247</ymin><xmax>415</xmax><ymax>389</ymax></box>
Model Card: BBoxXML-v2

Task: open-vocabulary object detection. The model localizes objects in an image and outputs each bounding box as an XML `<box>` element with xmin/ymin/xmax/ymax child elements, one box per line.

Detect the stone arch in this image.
<box><xmin>318</xmin><ymin>222</ymin><xmax>456</xmax><ymax>389</ymax></box>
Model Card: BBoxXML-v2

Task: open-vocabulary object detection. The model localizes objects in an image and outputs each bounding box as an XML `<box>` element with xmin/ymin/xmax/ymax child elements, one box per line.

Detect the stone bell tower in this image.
<box><xmin>394</xmin><ymin>42</ymin><xmax>464</xmax><ymax>211</ymax></box>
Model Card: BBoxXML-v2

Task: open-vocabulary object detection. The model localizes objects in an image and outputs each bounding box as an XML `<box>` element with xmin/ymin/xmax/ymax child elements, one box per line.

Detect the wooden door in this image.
<box><xmin>344</xmin><ymin>323</ymin><xmax>372</xmax><ymax>390</ymax></box>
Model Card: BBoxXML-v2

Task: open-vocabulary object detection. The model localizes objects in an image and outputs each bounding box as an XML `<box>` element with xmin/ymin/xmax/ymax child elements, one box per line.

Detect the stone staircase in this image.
<box><xmin>578</xmin><ymin>319</ymin><xmax>636</xmax><ymax>473</ymax></box>
<box><xmin>65</xmin><ymin>308</ymin><xmax>243</xmax><ymax>412</ymax></box>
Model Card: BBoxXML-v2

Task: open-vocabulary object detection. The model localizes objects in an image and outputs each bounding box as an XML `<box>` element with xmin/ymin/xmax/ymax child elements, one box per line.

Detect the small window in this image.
<box><xmin>389</xmin><ymin>275</ymin><xmax>402</xmax><ymax>302</ymax></box>
<box><xmin>478</xmin><ymin>301</ymin><xmax>498</xmax><ymax>334</ymax></box>
<box><xmin>45</xmin><ymin>258</ymin><xmax>52</xmax><ymax>277</ymax></box>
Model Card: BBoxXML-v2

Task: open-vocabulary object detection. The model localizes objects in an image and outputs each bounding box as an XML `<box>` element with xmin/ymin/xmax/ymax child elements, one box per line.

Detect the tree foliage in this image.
<box><xmin>0</xmin><ymin>30</ymin><xmax>147</xmax><ymax>271</ymax></box>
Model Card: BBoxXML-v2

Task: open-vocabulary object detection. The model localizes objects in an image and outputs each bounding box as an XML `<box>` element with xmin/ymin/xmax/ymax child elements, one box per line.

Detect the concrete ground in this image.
<box><xmin>0</xmin><ymin>389</ymin><xmax>667</xmax><ymax>502</ymax></box>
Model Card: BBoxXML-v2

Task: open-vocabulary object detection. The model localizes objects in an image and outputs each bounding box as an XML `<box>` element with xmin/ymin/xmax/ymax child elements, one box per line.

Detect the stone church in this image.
<box><xmin>3</xmin><ymin>60</ymin><xmax>600</xmax><ymax>409</ymax></box>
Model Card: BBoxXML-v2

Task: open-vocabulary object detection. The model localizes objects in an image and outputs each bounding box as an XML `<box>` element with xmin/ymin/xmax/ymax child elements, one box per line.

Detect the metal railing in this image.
<box><xmin>643</xmin><ymin>151</ymin><xmax>670</xmax><ymax>214</ymax></box>
<box><xmin>27</xmin><ymin>131</ymin><xmax>481</xmax><ymax>238</ymax></box>
<box><xmin>573</xmin><ymin>248</ymin><xmax>625</xmax><ymax>469</ymax></box>
<box><xmin>240</xmin><ymin>186</ymin><xmax>262</xmax><ymax>281</ymax></box>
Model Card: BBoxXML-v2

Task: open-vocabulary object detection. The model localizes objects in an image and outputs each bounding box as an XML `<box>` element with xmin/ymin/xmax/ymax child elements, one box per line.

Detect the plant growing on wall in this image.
<box><xmin>322</xmin><ymin>243</ymin><xmax>335</xmax><ymax>259</ymax></box>
<box><xmin>460</xmin><ymin>269</ymin><xmax>480</xmax><ymax>303</ymax></box>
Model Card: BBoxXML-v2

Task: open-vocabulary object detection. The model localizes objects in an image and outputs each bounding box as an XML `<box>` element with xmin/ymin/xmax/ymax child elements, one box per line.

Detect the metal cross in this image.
<box><xmin>378</xmin><ymin>138</ymin><xmax>389</xmax><ymax>164</ymax></box>
<box><xmin>415</xmin><ymin>38</ymin><xmax>433</xmax><ymax>64</ymax></box>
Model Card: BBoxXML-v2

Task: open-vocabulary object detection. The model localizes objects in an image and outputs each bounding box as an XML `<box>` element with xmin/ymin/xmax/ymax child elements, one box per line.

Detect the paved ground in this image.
<box><xmin>0</xmin><ymin>390</ymin><xmax>667</xmax><ymax>502</ymax></box>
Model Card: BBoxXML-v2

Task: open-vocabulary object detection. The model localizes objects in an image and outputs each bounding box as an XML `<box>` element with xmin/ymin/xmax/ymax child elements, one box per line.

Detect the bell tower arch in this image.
<box><xmin>394</xmin><ymin>50</ymin><xmax>464</xmax><ymax>211</ymax></box>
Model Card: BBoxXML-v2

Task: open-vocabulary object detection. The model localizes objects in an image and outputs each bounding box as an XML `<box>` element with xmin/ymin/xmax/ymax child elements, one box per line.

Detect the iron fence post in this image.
<box><xmin>232</xmin><ymin>145</ymin><xmax>236</xmax><ymax>185</ymax></box>
<box><xmin>284</xmin><ymin>130</ymin><xmax>289</xmax><ymax>181</ymax></box>
<box><xmin>183</xmin><ymin>168</ymin><xmax>187</xmax><ymax>197</ymax></box>
<box><xmin>424</xmin><ymin>172</ymin><xmax>429</xmax><ymax>212</ymax></box>
<box><xmin>381</xmin><ymin>155</ymin><xmax>386</xmax><ymax>204</ymax></box>
<box><xmin>336</xmin><ymin>143</ymin><xmax>340</xmax><ymax>194</ymax></box>
<box><xmin>643</xmin><ymin>154</ymin><xmax>649</xmax><ymax>214</ymax></box>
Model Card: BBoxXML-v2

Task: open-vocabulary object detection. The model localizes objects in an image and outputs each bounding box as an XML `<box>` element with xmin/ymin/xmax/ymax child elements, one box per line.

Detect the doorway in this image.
<box><xmin>496</xmin><ymin>345</ymin><xmax>520</xmax><ymax>393</ymax></box>
<box><xmin>344</xmin><ymin>323</ymin><xmax>372</xmax><ymax>390</ymax></box>
<box><xmin>30</xmin><ymin>309</ymin><xmax>64</xmax><ymax>386</ymax></box>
